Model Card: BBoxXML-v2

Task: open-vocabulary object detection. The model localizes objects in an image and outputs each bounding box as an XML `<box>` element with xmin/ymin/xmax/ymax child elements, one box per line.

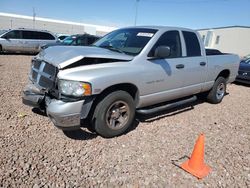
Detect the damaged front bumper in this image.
<box><xmin>22</xmin><ymin>83</ymin><xmax>45</xmax><ymax>108</ymax></box>
<box><xmin>22</xmin><ymin>83</ymin><xmax>93</xmax><ymax>130</ymax></box>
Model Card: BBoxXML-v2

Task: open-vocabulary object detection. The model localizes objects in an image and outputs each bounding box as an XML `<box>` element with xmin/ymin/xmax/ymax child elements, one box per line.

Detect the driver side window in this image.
<box><xmin>148</xmin><ymin>30</ymin><xmax>182</xmax><ymax>58</ymax></box>
<box><xmin>4</xmin><ymin>30</ymin><xmax>22</xmax><ymax>39</ymax></box>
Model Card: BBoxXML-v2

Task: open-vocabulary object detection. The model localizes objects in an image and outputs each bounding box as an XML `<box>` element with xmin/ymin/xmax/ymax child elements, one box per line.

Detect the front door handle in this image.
<box><xmin>200</xmin><ymin>62</ymin><xmax>206</xmax><ymax>66</ymax></box>
<box><xmin>176</xmin><ymin>64</ymin><xmax>185</xmax><ymax>69</ymax></box>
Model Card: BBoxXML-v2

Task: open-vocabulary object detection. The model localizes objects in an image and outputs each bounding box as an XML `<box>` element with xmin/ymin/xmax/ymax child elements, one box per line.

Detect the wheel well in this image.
<box><xmin>85</xmin><ymin>83</ymin><xmax>139</xmax><ymax>121</ymax></box>
<box><xmin>216</xmin><ymin>69</ymin><xmax>230</xmax><ymax>80</ymax></box>
<box><xmin>98</xmin><ymin>83</ymin><xmax>139</xmax><ymax>103</ymax></box>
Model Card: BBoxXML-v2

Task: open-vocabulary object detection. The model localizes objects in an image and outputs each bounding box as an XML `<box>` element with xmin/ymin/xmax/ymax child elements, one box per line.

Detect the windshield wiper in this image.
<box><xmin>99</xmin><ymin>45</ymin><xmax>125</xmax><ymax>54</ymax></box>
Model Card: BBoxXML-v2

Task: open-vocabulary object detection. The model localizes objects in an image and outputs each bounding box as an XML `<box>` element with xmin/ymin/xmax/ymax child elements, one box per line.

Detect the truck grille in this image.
<box><xmin>30</xmin><ymin>59</ymin><xmax>57</xmax><ymax>89</ymax></box>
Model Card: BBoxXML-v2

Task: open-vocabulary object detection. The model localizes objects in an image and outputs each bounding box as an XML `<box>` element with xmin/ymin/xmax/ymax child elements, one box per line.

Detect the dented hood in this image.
<box><xmin>38</xmin><ymin>46</ymin><xmax>134</xmax><ymax>69</ymax></box>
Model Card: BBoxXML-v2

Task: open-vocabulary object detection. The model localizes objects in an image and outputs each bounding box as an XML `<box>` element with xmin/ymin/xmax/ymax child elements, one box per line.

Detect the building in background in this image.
<box><xmin>198</xmin><ymin>26</ymin><xmax>250</xmax><ymax>57</ymax></box>
<box><xmin>0</xmin><ymin>12</ymin><xmax>117</xmax><ymax>36</ymax></box>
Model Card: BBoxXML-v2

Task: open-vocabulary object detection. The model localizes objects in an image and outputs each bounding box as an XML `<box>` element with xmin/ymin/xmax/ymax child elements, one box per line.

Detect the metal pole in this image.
<box><xmin>134</xmin><ymin>0</ymin><xmax>140</xmax><ymax>26</ymax></box>
<box><xmin>33</xmin><ymin>7</ymin><xmax>36</xmax><ymax>29</ymax></box>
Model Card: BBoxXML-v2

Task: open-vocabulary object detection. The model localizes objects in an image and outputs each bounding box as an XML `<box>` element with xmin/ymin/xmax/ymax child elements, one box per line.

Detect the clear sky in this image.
<box><xmin>0</xmin><ymin>0</ymin><xmax>250</xmax><ymax>29</ymax></box>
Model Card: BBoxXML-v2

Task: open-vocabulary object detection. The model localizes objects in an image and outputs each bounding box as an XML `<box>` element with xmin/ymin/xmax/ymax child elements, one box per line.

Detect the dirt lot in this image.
<box><xmin>0</xmin><ymin>55</ymin><xmax>249</xmax><ymax>187</ymax></box>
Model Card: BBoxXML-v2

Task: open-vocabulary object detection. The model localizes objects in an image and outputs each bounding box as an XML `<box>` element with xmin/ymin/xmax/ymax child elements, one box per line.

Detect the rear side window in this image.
<box><xmin>22</xmin><ymin>31</ymin><xmax>36</xmax><ymax>39</ymax></box>
<box><xmin>182</xmin><ymin>31</ymin><xmax>201</xmax><ymax>57</ymax></box>
<box><xmin>149</xmin><ymin>30</ymin><xmax>182</xmax><ymax>58</ymax></box>
<box><xmin>39</xmin><ymin>32</ymin><xmax>55</xmax><ymax>40</ymax></box>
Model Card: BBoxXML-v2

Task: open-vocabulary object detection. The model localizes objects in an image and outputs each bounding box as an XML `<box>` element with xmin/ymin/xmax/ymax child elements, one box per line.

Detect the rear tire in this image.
<box><xmin>206</xmin><ymin>77</ymin><xmax>227</xmax><ymax>104</ymax></box>
<box><xmin>92</xmin><ymin>91</ymin><xmax>135</xmax><ymax>138</ymax></box>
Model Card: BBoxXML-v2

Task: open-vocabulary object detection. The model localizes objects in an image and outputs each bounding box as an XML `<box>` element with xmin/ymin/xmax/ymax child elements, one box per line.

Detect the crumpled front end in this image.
<box><xmin>22</xmin><ymin>57</ymin><xmax>87</xmax><ymax>130</ymax></box>
<box><xmin>22</xmin><ymin>57</ymin><xmax>56</xmax><ymax>108</ymax></box>
<box><xmin>22</xmin><ymin>47</ymin><xmax>132</xmax><ymax>130</ymax></box>
<box><xmin>22</xmin><ymin>83</ymin><xmax>46</xmax><ymax>108</ymax></box>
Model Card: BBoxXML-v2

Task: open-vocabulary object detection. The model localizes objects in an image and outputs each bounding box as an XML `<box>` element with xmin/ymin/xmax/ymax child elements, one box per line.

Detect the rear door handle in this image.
<box><xmin>200</xmin><ymin>62</ymin><xmax>206</xmax><ymax>66</ymax></box>
<box><xmin>176</xmin><ymin>64</ymin><xmax>185</xmax><ymax>69</ymax></box>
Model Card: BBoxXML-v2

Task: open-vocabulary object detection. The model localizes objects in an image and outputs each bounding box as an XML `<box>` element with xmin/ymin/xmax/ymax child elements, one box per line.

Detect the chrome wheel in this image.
<box><xmin>106</xmin><ymin>101</ymin><xmax>130</xmax><ymax>130</ymax></box>
<box><xmin>216</xmin><ymin>83</ymin><xmax>225</xmax><ymax>100</ymax></box>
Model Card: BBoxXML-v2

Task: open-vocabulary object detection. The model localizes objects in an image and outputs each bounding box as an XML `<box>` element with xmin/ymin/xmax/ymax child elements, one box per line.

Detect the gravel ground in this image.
<box><xmin>0</xmin><ymin>55</ymin><xmax>249</xmax><ymax>188</ymax></box>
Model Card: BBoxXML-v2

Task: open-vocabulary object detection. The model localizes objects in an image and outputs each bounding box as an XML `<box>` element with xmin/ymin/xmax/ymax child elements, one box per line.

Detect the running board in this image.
<box><xmin>136</xmin><ymin>96</ymin><xmax>197</xmax><ymax>115</ymax></box>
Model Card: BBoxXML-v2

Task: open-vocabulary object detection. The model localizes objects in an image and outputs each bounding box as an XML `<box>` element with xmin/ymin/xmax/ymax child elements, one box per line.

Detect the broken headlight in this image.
<box><xmin>58</xmin><ymin>79</ymin><xmax>92</xmax><ymax>97</ymax></box>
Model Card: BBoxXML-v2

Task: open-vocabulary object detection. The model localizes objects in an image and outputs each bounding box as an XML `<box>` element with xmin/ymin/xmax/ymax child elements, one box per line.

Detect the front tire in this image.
<box><xmin>206</xmin><ymin>77</ymin><xmax>227</xmax><ymax>104</ymax></box>
<box><xmin>92</xmin><ymin>91</ymin><xmax>135</xmax><ymax>138</ymax></box>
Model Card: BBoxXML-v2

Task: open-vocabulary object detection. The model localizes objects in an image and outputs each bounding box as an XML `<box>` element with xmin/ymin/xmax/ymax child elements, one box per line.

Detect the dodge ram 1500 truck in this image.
<box><xmin>22</xmin><ymin>26</ymin><xmax>240</xmax><ymax>138</ymax></box>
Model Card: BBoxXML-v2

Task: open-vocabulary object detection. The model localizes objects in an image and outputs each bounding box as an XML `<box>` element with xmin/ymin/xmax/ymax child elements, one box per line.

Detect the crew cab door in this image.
<box><xmin>141</xmin><ymin>30</ymin><xmax>188</xmax><ymax>105</ymax></box>
<box><xmin>140</xmin><ymin>30</ymin><xmax>206</xmax><ymax>106</ymax></box>
<box><xmin>180</xmin><ymin>31</ymin><xmax>207</xmax><ymax>94</ymax></box>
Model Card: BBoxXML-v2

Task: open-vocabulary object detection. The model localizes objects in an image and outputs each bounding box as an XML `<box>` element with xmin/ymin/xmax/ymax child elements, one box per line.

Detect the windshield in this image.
<box><xmin>244</xmin><ymin>58</ymin><xmax>250</xmax><ymax>64</ymax></box>
<box><xmin>241</xmin><ymin>57</ymin><xmax>250</xmax><ymax>64</ymax></box>
<box><xmin>62</xmin><ymin>36</ymin><xmax>77</xmax><ymax>45</ymax></box>
<box><xmin>93</xmin><ymin>28</ymin><xmax>157</xmax><ymax>56</ymax></box>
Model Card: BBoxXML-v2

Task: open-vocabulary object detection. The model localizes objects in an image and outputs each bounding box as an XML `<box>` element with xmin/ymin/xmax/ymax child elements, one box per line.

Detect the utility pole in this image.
<box><xmin>33</xmin><ymin>7</ymin><xmax>36</xmax><ymax>29</ymax></box>
<box><xmin>134</xmin><ymin>0</ymin><xmax>140</xmax><ymax>26</ymax></box>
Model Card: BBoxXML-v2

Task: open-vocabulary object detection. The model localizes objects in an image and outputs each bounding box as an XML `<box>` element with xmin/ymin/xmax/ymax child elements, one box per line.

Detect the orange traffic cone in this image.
<box><xmin>181</xmin><ymin>134</ymin><xmax>211</xmax><ymax>179</ymax></box>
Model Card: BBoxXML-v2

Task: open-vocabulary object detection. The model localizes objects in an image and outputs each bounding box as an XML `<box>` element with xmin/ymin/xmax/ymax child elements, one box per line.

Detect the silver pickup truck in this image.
<box><xmin>22</xmin><ymin>26</ymin><xmax>240</xmax><ymax>138</ymax></box>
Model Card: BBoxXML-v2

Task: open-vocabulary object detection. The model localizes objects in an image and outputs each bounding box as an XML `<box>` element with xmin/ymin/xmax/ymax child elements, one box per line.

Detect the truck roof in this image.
<box><xmin>120</xmin><ymin>26</ymin><xmax>196</xmax><ymax>32</ymax></box>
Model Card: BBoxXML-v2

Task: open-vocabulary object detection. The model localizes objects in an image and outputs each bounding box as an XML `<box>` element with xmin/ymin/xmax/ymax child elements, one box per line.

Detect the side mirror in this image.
<box><xmin>154</xmin><ymin>46</ymin><xmax>170</xmax><ymax>59</ymax></box>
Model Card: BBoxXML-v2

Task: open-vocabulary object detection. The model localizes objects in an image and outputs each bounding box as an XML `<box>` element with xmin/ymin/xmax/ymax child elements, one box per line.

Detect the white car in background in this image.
<box><xmin>0</xmin><ymin>28</ymin><xmax>57</xmax><ymax>54</ymax></box>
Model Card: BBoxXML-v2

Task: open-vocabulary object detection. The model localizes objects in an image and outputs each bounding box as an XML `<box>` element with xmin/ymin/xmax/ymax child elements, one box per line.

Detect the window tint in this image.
<box><xmin>88</xmin><ymin>37</ymin><xmax>98</xmax><ymax>44</ymax></box>
<box><xmin>149</xmin><ymin>30</ymin><xmax>182</xmax><ymax>58</ymax></box>
<box><xmin>33</xmin><ymin>31</ymin><xmax>41</xmax><ymax>39</ymax></box>
<box><xmin>76</xmin><ymin>37</ymin><xmax>87</xmax><ymax>45</ymax></box>
<box><xmin>183</xmin><ymin>31</ymin><xmax>201</xmax><ymax>57</ymax></box>
<box><xmin>19</xmin><ymin>31</ymin><xmax>55</xmax><ymax>40</ymax></box>
<box><xmin>22</xmin><ymin>31</ymin><xmax>31</xmax><ymax>39</ymax></box>
<box><xmin>39</xmin><ymin>32</ymin><xmax>55</xmax><ymax>40</ymax></box>
<box><xmin>22</xmin><ymin>31</ymin><xmax>35</xmax><ymax>39</ymax></box>
<box><xmin>4</xmin><ymin>30</ymin><xmax>21</xmax><ymax>39</ymax></box>
<box><xmin>76</xmin><ymin>36</ymin><xmax>99</xmax><ymax>45</ymax></box>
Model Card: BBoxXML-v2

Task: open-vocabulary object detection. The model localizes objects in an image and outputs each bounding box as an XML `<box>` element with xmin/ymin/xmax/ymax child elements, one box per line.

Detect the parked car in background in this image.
<box><xmin>236</xmin><ymin>57</ymin><xmax>250</xmax><ymax>84</ymax></box>
<box><xmin>0</xmin><ymin>28</ymin><xmax>57</xmax><ymax>54</ymax></box>
<box><xmin>41</xmin><ymin>34</ymin><xmax>100</xmax><ymax>49</ymax></box>
<box><xmin>244</xmin><ymin>54</ymin><xmax>250</xmax><ymax>59</ymax></box>
<box><xmin>56</xmin><ymin>34</ymin><xmax>70</xmax><ymax>41</ymax></box>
